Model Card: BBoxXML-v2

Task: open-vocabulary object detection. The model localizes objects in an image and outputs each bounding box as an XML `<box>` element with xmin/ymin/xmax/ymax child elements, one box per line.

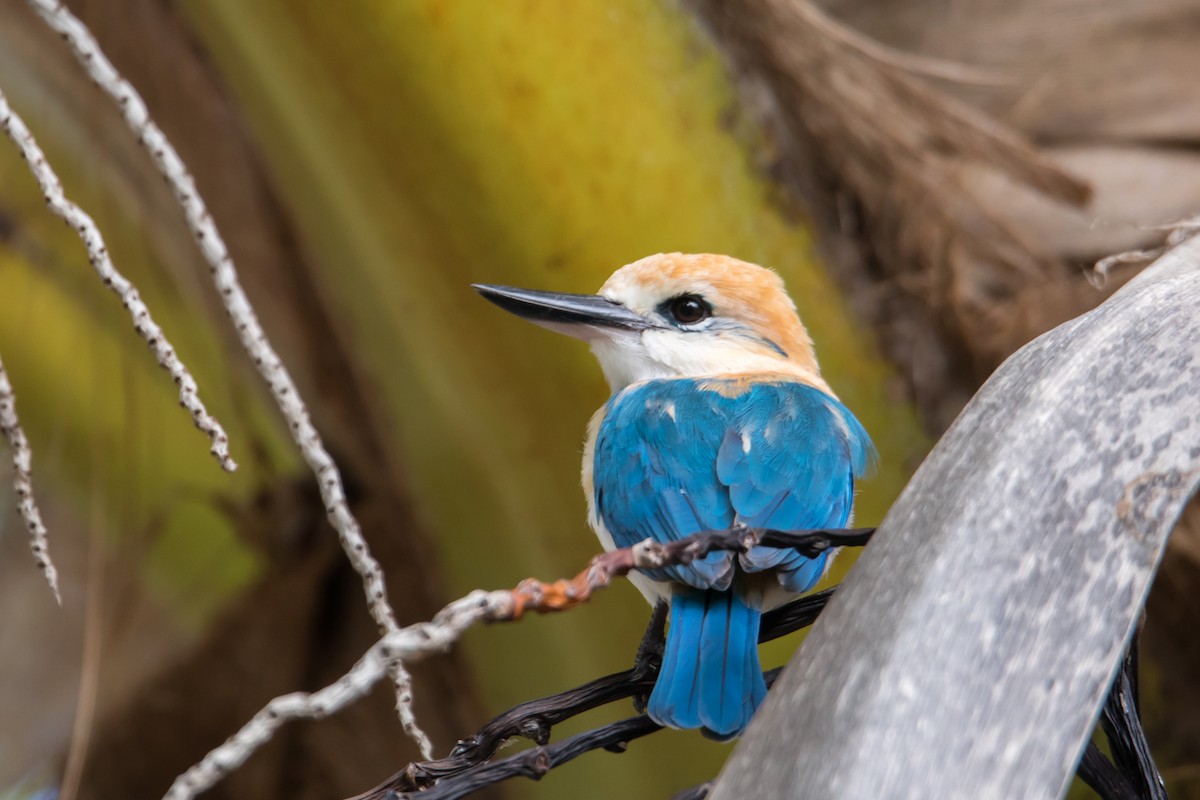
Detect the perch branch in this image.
<box><xmin>364</xmin><ymin>666</ymin><xmax>796</xmax><ymax>796</ymax></box>
<box><xmin>164</xmin><ymin>527</ymin><xmax>867</xmax><ymax>800</ymax></box>
<box><xmin>405</xmin><ymin>713</ymin><xmax>668</xmax><ymax>800</ymax></box>
<box><xmin>0</xmin><ymin>353</ymin><xmax>60</xmax><ymax>603</ymax></box>
<box><xmin>507</xmin><ymin>526</ymin><xmax>871</xmax><ymax>618</ymax></box>
<box><xmin>371</xmin><ymin>667</ymin><xmax>789</xmax><ymax>800</ymax></box>
<box><xmin>24</xmin><ymin>0</ymin><xmax>430</xmax><ymax>755</ymax></box>
<box><xmin>356</xmin><ymin>588</ymin><xmax>835</xmax><ymax>798</ymax></box>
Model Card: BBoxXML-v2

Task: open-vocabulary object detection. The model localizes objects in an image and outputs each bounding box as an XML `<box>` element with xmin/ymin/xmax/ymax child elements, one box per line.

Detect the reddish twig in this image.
<box><xmin>506</xmin><ymin>526</ymin><xmax>873</xmax><ymax>618</ymax></box>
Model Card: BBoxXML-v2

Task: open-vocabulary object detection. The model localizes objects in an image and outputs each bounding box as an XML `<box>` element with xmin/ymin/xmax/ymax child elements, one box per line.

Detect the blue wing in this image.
<box><xmin>593</xmin><ymin>382</ymin><xmax>737</xmax><ymax>588</ymax></box>
<box><xmin>592</xmin><ymin>378</ymin><xmax>874</xmax><ymax>592</ymax></box>
<box><xmin>716</xmin><ymin>382</ymin><xmax>874</xmax><ymax>591</ymax></box>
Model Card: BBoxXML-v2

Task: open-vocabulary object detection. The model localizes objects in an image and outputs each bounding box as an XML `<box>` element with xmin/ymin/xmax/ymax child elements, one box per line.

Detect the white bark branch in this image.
<box><xmin>23</xmin><ymin>0</ymin><xmax>431</xmax><ymax>757</ymax></box>
<box><xmin>0</xmin><ymin>352</ymin><xmax>60</xmax><ymax>604</ymax></box>
<box><xmin>0</xmin><ymin>87</ymin><xmax>237</xmax><ymax>474</ymax></box>
<box><xmin>1</xmin><ymin>78</ymin><xmax>244</xmax><ymax>602</ymax></box>
<box><xmin>162</xmin><ymin>590</ymin><xmax>514</xmax><ymax>800</ymax></box>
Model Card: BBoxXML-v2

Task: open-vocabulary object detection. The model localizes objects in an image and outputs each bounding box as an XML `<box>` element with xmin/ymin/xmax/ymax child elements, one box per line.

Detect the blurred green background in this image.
<box><xmin>0</xmin><ymin>3</ymin><xmax>923</xmax><ymax>797</ymax></box>
<box><xmin>5</xmin><ymin>1</ymin><xmax>1196</xmax><ymax>799</ymax></box>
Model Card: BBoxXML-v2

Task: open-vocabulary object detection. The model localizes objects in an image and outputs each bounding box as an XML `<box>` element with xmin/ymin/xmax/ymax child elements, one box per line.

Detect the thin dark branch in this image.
<box><xmin>1077</xmin><ymin>741</ymin><xmax>1140</xmax><ymax>800</ymax></box>
<box><xmin>759</xmin><ymin>587</ymin><xmax>833</xmax><ymax>639</ymax></box>
<box><xmin>635</xmin><ymin>601</ymin><xmax>670</xmax><ymax>671</ymax></box>
<box><xmin>756</xmin><ymin>527</ymin><xmax>876</xmax><ymax>555</ymax></box>
<box><xmin>652</xmin><ymin>526</ymin><xmax>875</xmax><ymax>564</ymax></box>
<box><xmin>365</xmin><ymin>672</ymin><xmax>655</xmax><ymax>795</ymax></box>
<box><xmin>399</xmin><ymin>669</ymin><xmax>784</xmax><ymax>800</ymax></box>
<box><xmin>351</xmin><ymin>590</ymin><xmax>837</xmax><ymax>799</ymax></box>
<box><xmin>405</xmin><ymin>716</ymin><xmax>661</xmax><ymax>800</ymax></box>
<box><xmin>633</xmin><ymin>601</ymin><xmax>670</xmax><ymax>713</ymax></box>
<box><xmin>1097</xmin><ymin>636</ymin><xmax>1166</xmax><ymax>800</ymax></box>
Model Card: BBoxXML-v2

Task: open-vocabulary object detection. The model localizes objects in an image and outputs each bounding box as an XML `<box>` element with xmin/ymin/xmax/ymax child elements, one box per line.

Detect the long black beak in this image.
<box><xmin>472</xmin><ymin>284</ymin><xmax>651</xmax><ymax>337</ymax></box>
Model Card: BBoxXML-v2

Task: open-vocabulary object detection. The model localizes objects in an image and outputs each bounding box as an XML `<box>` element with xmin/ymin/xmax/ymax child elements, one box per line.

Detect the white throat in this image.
<box><xmin>590</xmin><ymin>330</ymin><xmax>821</xmax><ymax>391</ymax></box>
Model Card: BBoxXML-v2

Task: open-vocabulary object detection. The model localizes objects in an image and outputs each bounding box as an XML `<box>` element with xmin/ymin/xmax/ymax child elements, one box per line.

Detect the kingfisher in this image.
<box><xmin>475</xmin><ymin>253</ymin><xmax>874</xmax><ymax>739</ymax></box>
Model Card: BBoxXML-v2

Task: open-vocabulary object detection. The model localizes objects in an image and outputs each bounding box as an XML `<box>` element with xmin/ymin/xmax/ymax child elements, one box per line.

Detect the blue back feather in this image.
<box><xmin>593</xmin><ymin>377</ymin><xmax>874</xmax><ymax>592</ymax></box>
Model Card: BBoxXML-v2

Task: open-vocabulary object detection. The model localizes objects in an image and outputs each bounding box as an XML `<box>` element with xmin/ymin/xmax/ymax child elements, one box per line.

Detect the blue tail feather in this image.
<box><xmin>651</xmin><ymin>588</ymin><xmax>705</xmax><ymax>730</ymax></box>
<box><xmin>648</xmin><ymin>586</ymin><xmax>765</xmax><ymax>739</ymax></box>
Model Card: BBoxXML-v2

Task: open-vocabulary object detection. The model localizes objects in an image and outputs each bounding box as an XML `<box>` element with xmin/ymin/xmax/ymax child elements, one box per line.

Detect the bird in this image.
<box><xmin>474</xmin><ymin>252</ymin><xmax>874</xmax><ymax>739</ymax></box>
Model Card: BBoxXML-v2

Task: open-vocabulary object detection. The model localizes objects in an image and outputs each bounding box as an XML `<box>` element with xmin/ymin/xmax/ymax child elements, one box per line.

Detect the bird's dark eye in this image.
<box><xmin>665</xmin><ymin>294</ymin><xmax>711</xmax><ymax>325</ymax></box>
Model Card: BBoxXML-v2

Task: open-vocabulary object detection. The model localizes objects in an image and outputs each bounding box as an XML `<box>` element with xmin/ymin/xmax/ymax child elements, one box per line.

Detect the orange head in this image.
<box><xmin>475</xmin><ymin>253</ymin><xmax>826</xmax><ymax>391</ymax></box>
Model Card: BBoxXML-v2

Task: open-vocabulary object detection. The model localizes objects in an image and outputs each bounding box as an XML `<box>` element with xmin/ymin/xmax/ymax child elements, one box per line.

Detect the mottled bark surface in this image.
<box><xmin>712</xmin><ymin>239</ymin><xmax>1200</xmax><ymax>800</ymax></box>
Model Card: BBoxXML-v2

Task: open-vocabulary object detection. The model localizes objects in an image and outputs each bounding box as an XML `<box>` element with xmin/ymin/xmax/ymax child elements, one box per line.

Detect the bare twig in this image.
<box><xmin>164</xmin><ymin>528</ymin><xmax>867</xmax><ymax>800</ymax></box>
<box><xmin>163</xmin><ymin>590</ymin><xmax>514</xmax><ymax>800</ymax></box>
<box><xmin>0</xmin><ymin>353</ymin><xmax>60</xmax><ymax>603</ymax></box>
<box><xmin>1092</xmin><ymin>214</ymin><xmax>1200</xmax><ymax>285</ymax></box>
<box><xmin>0</xmin><ymin>90</ymin><xmax>238</xmax><ymax>476</ymax></box>
<box><xmin>404</xmin><ymin>714</ymin><xmax>664</xmax><ymax>800</ymax></box>
<box><xmin>359</xmin><ymin>588</ymin><xmax>835</xmax><ymax>798</ymax></box>
<box><xmin>24</xmin><ymin>0</ymin><xmax>431</xmax><ymax>755</ymax></box>
<box><xmin>507</xmin><ymin>526</ymin><xmax>871</xmax><ymax>618</ymax></box>
<box><xmin>0</xmin><ymin>86</ymin><xmax>236</xmax><ymax>476</ymax></box>
<box><xmin>1</xmin><ymin>76</ymin><xmax>238</xmax><ymax>602</ymax></box>
<box><xmin>380</xmin><ymin>668</ymin><xmax>788</xmax><ymax>800</ymax></box>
